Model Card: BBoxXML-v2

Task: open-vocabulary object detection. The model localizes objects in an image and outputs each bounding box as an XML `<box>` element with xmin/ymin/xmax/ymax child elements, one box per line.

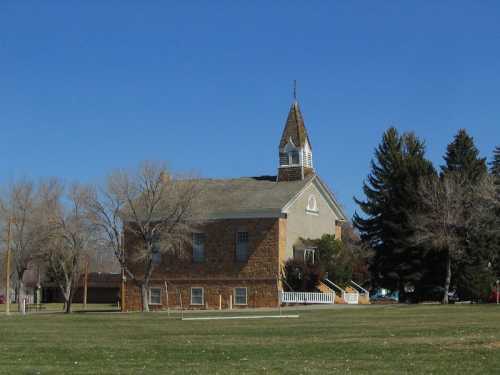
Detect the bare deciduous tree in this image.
<box><xmin>410</xmin><ymin>172</ymin><xmax>496</xmax><ymax>303</ymax></box>
<box><xmin>86</xmin><ymin>162</ymin><xmax>203</xmax><ymax>312</ymax></box>
<box><xmin>0</xmin><ymin>179</ymin><xmax>48</xmax><ymax>307</ymax></box>
<box><xmin>40</xmin><ymin>181</ymin><xmax>95</xmax><ymax>314</ymax></box>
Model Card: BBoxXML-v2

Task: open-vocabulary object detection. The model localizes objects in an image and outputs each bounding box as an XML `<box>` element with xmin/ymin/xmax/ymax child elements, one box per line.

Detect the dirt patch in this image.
<box><xmin>484</xmin><ymin>341</ymin><xmax>500</xmax><ymax>350</ymax></box>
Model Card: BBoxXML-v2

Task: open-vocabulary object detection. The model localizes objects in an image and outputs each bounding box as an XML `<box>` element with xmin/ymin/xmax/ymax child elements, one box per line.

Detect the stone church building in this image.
<box><xmin>124</xmin><ymin>99</ymin><xmax>346</xmax><ymax>310</ymax></box>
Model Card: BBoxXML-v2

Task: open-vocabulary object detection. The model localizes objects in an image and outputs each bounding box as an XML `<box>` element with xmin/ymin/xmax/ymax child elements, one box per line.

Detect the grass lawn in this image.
<box><xmin>0</xmin><ymin>303</ymin><xmax>119</xmax><ymax>313</ymax></box>
<box><xmin>0</xmin><ymin>305</ymin><xmax>499</xmax><ymax>374</ymax></box>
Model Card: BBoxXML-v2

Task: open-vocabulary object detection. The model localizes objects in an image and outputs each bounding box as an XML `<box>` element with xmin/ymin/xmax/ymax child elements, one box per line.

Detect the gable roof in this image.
<box><xmin>279</xmin><ymin>101</ymin><xmax>312</xmax><ymax>150</ymax></box>
<box><xmin>126</xmin><ymin>174</ymin><xmax>346</xmax><ymax>222</ymax></box>
<box><xmin>193</xmin><ymin>175</ymin><xmax>312</xmax><ymax>219</ymax></box>
<box><xmin>193</xmin><ymin>174</ymin><xmax>346</xmax><ymax>221</ymax></box>
<box><xmin>281</xmin><ymin>175</ymin><xmax>347</xmax><ymax>222</ymax></box>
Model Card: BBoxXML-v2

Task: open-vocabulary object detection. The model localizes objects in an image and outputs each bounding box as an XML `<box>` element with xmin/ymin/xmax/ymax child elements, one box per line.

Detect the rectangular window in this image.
<box><xmin>149</xmin><ymin>287</ymin><xmax>162</xmax><ymax>305</ymax></box>
<box><xmin>191</xmin><ymin>287</ymin><xmax>204</xmax><ymax>305</ymax></box>
<box><xmin>234</xmin><ymin>287</ymin><xmax>248</xmax><ymax>305</ymax></box>
<box><xmin>236</xmin><ymin>231</ymin><xmax>249</xmax><ymax>262</ymax></box>
<box><xmin>152</xmin><ymin>235</ymin><xmax>162</xmax><ymax>265</ymax></box>
<box><xmin>192</xmin><ymin>233</ymin><xmax>206</xmax><ymax>262</ymax></box>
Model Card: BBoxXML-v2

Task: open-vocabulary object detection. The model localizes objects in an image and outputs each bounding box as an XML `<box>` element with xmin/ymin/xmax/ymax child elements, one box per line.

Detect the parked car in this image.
<box><xmin>370</xmin><ymin>289</ymin><xmax>399</xmax><ymax>303</ymax></box>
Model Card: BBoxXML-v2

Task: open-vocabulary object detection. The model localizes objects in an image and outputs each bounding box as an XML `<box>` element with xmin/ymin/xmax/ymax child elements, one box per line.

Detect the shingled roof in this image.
<box><xmin>279</xmin><ymin>101</ymin><xmax>312</xmax><ymax>150</ymax></box>
<box><xmin>126</xmin><ymin>174</ymin><xmax>345</xmax><ymax>222</ymax></box>
<box><xmin>193</xmin><ymin>175</ymin><xmax>313</xmax><ymax>219</ymax></box>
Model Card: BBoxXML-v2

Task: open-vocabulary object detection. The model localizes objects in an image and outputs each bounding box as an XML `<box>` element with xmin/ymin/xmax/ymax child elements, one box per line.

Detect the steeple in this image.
<box><xmin>277</xmin><ymin>95</ymin><xmax>314</xmax><ymax>182</ymax></box>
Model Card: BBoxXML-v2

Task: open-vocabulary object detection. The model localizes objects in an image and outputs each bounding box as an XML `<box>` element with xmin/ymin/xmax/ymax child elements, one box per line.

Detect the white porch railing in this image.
<box><xmin>280</xmin><ymin>291</ymin><xmax>335</xmax><ymax>304</ymax></box>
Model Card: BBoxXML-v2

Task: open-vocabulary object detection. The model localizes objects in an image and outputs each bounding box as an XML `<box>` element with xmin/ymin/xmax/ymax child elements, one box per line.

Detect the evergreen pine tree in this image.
<box><xmin>490</xmin><ymin>146</ymin><xmax>500</xmax><ymax>188</ymax></box>
<box><xmin>489</xmin><ymin>146</ymin><xmax>500</xmax><ymax>277</ymax></box>
<box><xmin>354</xmin><ymin>128</ymin><xmax>435</xmax><ymax>298</ymax></box>
<box><xmin>442</xmin><ymin>129</ymin><xmax>487</xmax><ymax>181</ymax></box>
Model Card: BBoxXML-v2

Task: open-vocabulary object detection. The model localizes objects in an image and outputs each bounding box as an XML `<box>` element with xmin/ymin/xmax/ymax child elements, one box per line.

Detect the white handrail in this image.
<box><xmin>350</xmin><ymin>280</ymin><xmax>369</xmax><ymax>295</ymax></box>
<box><xmin>323</xmin><ymin>278</ymin><xmax>345</xmax><ymax>294</ymax></box>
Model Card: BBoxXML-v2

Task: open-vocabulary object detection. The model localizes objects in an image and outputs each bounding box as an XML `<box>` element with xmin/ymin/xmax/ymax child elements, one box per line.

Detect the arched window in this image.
<box><xmin>282</xmin><ymin>140</ymin><xmax>301</xmax><ymax>166</ymax></box>
<box><xmin>306</xmin><ymin>194</ymin><xmax>318</xmax><ymax>213</ymax></box>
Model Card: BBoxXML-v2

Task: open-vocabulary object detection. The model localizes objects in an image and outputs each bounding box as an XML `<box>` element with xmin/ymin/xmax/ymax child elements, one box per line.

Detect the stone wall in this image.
<box><xmin>125</xmin><ymin>278</ymin><xmax>279</xmax><ymax>311</ymax></box>
<box><xmin>124</xmin><ymin>217</ymin><xmax>282</xmax><ymax>311</ymax></box>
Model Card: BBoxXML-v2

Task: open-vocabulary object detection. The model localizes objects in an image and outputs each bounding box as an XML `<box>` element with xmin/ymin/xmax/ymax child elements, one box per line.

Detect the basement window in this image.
<box><xmin>149</xmin><ymin>287</ymin><xmax>162</xmax><ymax>305</ymax></box>
<box><xmin>191</xmin><ymin>287</ymin><xmax>204</xmax><ymax>305</ymax></box>
<box><xmin>234</xmin><ymin>287</ymin><xmax>248</xmax><ymax>305</ymax></box>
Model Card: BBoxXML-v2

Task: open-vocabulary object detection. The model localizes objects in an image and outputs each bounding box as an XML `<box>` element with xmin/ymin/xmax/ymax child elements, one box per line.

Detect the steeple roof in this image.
<box><xmin>279</xmin><ymin>101</ymin><xmax>312</xmax><ymax>150</ymax></box>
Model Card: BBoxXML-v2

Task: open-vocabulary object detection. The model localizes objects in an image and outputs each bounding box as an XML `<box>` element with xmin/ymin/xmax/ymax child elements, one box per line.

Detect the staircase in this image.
<box><xmin>317</xmin><ymin>281</ymin><xmax>337</xmax><ymax>304</ymax></box>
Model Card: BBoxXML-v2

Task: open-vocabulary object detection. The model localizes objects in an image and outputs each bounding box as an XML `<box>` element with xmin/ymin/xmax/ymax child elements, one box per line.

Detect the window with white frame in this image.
<box><xmin>191</xmin><ymin>287</ymin><xmax>204</xmax><ymax>305</ymax></box>
<box><xmin>234</xmin><ymin>287</ymin><xmax>248</xmax><ymax>305</ymax></box>
<box><xmin>192</xmin><ymin>233</ymin><xmax>206</xmax><ymax>262</ymax></box>
<box><xmin>149</xmin><ymin>287</ymin><xmax>162</xmax><ymax>305</ymax></box>
<box><xmin>280</xmin><ymin>141</ymin><xmax>302</xmax><ymax>167</ymax></box>
<box><xmin>236</xmin><ymin>231</ymin><xmax>249</xmax><ymax>262</ymax></box>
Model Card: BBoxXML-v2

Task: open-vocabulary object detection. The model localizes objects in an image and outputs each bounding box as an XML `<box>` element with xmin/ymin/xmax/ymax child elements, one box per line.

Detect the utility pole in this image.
<box><xmin>83</xmin><ymin>257</ymin><xmax>89</xmax><ymax>310</ymax></box>
<box><xmin>5</xmin><ymin>217</ymin><xmax>12</xmax><ymax>315</ymax></box>
<box><xmin>120</xmin><ymin>232</ymin><xmax>126</xmax><ymax>312</ymax></box>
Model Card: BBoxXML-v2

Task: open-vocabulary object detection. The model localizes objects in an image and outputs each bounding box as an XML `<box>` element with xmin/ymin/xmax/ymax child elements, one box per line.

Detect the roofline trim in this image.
<box><xmin>281</xmin><ymin>175</ymin><xmax>347</xmax><ymax>221</ymax></box>
<box><xmin>201</xmin><ymin>209</ymin><xmax>284</xmax><ymax>220</ymax></box>
<box><xmin>281</xmin><ymin>177</ymin><xmax>315</xmax><ymax>214</ymax></box>
<box><xmin>313</xmin><ymin>176</ymin><xmax>347</xmax><ymax>221</ymax></box>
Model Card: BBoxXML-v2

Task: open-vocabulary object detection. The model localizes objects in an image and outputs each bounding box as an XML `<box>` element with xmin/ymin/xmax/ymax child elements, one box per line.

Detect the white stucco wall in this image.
<box><xmin>283</xmin><ymin>181</ymin><xmax>341</xmax><ymax>259</ymax></box>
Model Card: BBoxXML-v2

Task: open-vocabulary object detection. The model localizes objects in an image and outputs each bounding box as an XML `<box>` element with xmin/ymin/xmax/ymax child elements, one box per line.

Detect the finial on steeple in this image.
<box><xmin>293</xmin><ymin>80</ymin><xmax>297</xmax><ymax>101</ymax></box>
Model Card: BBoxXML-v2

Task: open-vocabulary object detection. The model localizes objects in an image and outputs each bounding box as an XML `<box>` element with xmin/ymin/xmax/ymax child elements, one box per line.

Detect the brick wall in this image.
<box><xmin>277</xmin><ymin>166</ymin><xmax>314</xmax><ymax>182</ymax></box>
<box><xmin>278</xmin><ymin>166</ymin><xmax>302</xmax><ymax>181</ymax></box>
<box><xmin>124</xmin><ymin>218</ymin><xmax>283</xmax><ymax>311</ymax></box>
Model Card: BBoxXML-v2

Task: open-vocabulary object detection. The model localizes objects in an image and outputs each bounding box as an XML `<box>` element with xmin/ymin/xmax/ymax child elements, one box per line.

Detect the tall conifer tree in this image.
<box><xmin>354</xmin><ymin>128</ymin><xmax>435</xmax><ymax>297</ymax></box>
<box><xmin>489</xmin><ymin>146</ymin><xmax>500</xmax><ymax>276</ymax></box>
<box><xmin>442</xmin><ymin>129</ymin><xmax>487</xmax><ymax>181</ymax></box>
<box><xmin>491</xmin><ymin>146</ymin><xmax>500</xmax><ymax>186</ymax></box>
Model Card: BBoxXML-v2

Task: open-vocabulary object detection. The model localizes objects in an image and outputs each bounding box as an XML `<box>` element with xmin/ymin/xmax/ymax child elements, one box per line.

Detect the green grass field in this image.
<box><xmin>0</xmin><ymin>305</ymin><xmax>498</xmax><ymax>374</ymax></box>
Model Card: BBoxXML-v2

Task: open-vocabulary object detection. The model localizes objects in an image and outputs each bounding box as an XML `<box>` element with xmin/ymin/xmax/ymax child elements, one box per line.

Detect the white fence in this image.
<box><xmin>280</xmin><ymin>291</ymin><xmax>335</xmax><ymax>304</ymax></box>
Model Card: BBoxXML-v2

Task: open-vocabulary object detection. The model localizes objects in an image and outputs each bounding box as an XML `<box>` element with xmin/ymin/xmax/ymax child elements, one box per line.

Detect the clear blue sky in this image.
<box><xmin>1</xmin><ymin>2</ymin><xmax>500</xmax><ymax>218</ymax></box>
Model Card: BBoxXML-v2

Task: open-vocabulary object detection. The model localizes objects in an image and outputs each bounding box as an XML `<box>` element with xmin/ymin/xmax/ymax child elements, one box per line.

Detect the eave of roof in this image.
<box><xmin>281</xmin><ymin>174</ymin><xmax>347</xmax><ymax>221</ymax></box>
